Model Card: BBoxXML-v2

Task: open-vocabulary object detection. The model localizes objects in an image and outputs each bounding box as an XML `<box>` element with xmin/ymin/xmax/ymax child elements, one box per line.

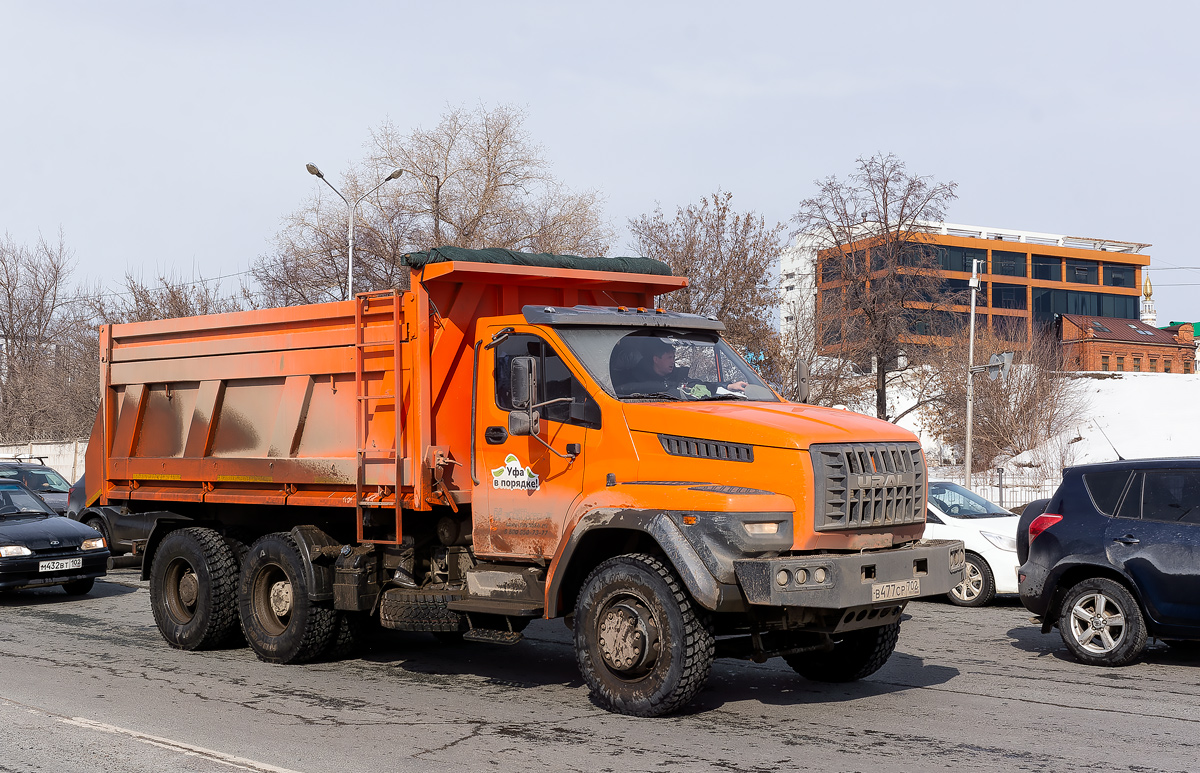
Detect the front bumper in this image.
<box><xmin>733</xmin><ymin>539</ymin><xmax>965</xmax><ymax>610</ymax></box>
<box><xmin>0</xmin><ymin>550</ymin><xmax>110</xmax><ymax>590</ymax></box>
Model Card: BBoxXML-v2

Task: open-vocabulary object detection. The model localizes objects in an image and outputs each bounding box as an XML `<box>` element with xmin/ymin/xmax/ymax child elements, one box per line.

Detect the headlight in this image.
<box><xmin>981</xmin><ymin>531</ymin><xmax>1017</xmax><ymax>552</ymax></box>
<box><xmin>0</xmin><ymin>545</ymin><xmax>33</xmax><ymax>557</ymax></box>
<box><xmin>81</xmin><ymin>537</ymin><xmax>106</xmax><ymax>551</ymax></box>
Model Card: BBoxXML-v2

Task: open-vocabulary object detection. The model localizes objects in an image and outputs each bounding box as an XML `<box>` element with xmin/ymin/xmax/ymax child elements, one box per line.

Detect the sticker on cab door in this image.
<box><xmin>491</xmin><ymin>454</ymin><xmax>540</xmax><ymax>491</ymax></box>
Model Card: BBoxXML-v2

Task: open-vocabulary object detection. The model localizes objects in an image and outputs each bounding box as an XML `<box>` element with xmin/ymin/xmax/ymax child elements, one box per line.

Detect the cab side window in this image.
<box><xmin>494</xmin><ymin>334</ymin><xmax>601</xmax><ymax>429</ymax></box>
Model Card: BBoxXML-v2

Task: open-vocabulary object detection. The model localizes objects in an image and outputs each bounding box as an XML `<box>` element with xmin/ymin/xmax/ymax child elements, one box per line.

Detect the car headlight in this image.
<box><xmin>0</xmin><ymin>545</ymin><xmax>33</xmax><ymax>557</ymax></box>
<box><xmin>981</xmin><ymin>531</ymin><xmax>1017</xmax><ymax>552</ymax></box>
<box><xmin>80</xmin><ymin>537</ymin><xmax>106</xmax><ymax>551</ymax></box>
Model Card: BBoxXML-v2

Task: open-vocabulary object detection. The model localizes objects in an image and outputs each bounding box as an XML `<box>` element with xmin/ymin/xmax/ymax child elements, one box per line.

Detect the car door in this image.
<box><xmin>1106</xmin><ymin>470</ymin><xmax>1200</xmax><ymax>630</ymax></box>
<box><xmin>473</xmin><ymin>328</ymin><xmax>600</xmax><ymax>562</ymax></box>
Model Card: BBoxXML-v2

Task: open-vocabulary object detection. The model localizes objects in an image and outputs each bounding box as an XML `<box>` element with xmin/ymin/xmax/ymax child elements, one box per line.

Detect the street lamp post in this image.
<box><xmin>964</xmin><ymin>258</ymin><xmax>981</xmax><ymax>490</ymax></box>
<box><xmin>306</xmin><ymin>164</ymin><xmax>403</xmax><ymax>299</ymax></box>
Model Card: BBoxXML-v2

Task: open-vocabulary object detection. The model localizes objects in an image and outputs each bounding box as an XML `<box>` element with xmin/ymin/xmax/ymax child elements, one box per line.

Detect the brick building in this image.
<box><xmin>1059</xmin><ymin>315</ymin><xmax>1195</xmax><ymax>373</ymax></box>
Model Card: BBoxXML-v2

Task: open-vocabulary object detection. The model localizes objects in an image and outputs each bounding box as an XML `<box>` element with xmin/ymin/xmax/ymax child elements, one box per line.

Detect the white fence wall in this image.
<box><xmin>0</xmin><ymin>439</ymin><xmax>88</xmax><ymax>482</ymax></box>
<box><xmin>930</xmin><ymin>466</ymin><xmax>1059</xmax><ymax>510</ymax></box>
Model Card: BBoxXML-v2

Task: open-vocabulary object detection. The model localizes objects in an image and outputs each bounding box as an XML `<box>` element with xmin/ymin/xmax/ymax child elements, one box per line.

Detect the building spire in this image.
<box><xmin>1141</xmin><ymin>270</ymin><xmax>1157</xmax><ymax>326</ymax></box>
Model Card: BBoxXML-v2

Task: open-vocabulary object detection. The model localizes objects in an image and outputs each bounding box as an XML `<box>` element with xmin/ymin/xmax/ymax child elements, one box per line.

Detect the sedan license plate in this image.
<box><xmin>38</xmin><ymin>558</ymin><xmax>82</xmax><ymax>573</ymax></box>
<box><xmin>871</xmin><ymin>578</ymin><xmax>920</xmax><ymax>602</ymax></box>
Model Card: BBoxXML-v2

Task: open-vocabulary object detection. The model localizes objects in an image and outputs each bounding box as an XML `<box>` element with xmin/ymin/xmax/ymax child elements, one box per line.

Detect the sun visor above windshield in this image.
<box><xmin>521</xmin><ymin>304</ymin><xmax>725</xmax><ymax>331</ymax></box>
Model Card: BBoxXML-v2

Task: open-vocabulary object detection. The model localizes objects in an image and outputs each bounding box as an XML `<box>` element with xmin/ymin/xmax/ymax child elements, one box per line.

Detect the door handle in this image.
<box><xmin>485</xmin><ymin>426</ymin><xmax>508</xmax><ymax>445</ymax></box>
<box><xmin>1113</xmin><ymin>535</ymin><xmax>1140</xmax><ymax>545</ymax></box>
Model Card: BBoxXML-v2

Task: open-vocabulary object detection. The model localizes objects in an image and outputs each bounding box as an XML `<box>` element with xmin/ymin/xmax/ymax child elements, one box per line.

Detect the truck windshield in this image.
<box><xmin>554</xmin><ymin>327</ymin><xmax>779</xmax><ymax>402</ymax></box>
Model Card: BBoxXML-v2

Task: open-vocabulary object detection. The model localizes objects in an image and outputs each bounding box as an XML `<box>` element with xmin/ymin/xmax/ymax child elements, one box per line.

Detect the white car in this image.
<box><xmin>923</xmin><ymin>481</ymin><xmax>1020</xmax><ymax>607</ymax></box>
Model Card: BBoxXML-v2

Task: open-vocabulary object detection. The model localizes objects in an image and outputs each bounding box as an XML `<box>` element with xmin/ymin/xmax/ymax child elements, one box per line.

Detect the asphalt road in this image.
<box><xmin>2</xmin><ymin>569</ymin><xmax>1199</xmax><ymax>773</ymax></box>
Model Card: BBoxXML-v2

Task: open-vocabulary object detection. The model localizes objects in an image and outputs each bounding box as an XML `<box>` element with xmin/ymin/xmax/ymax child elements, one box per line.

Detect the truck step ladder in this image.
<box><xmin>354</xmin><ymin>290</ymin><xmax>404</xmax><ymax>545</ymax></box>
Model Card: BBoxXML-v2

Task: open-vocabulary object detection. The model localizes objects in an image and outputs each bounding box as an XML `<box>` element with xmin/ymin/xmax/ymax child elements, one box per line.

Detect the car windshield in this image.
<box><xmin>928</xmin><ymin>482</ymin><xmax>1012</xmax><ymax>519</ymax></box>
<box><xmin>0</xmin><ymin>466</ymin><xmax>71</xmax><ymax>493</ymax></box>
<box><xmin>0</xmin><ymin>483</ymin><xmax>56</xmax><ymax>516</ymax></box>
<box><xmin>554</xmin><ymin>327</ymin><xmax>779</xmax><ymax>402</ymax></box>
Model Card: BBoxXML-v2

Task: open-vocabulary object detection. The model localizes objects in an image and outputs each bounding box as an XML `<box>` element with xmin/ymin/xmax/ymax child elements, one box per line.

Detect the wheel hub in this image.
<box><xmin>598</xmin><ymin>600</ymin><xmax>659</xmax><ymax>674</ymax></box>
<box><xmin>1092</xmin><ymin>615</ymin><xmax>1106</xmax><ymax>631</ymax></box>
<box><xmin>177</xmin><ymin>571</ymin><xmax>198</xmax><ymax>607</ymax></box>
<box><xmin>269</xmin><ymin>580</ymin><xmax>293</xmax><ymax>618</ymax></box>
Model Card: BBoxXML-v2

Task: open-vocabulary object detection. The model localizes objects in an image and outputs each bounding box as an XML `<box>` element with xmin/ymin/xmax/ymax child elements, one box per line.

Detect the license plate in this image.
<box><xmin>38</xmin><ymin>558</ymin><xmax>82</xmax><ymax>572</ymax></box>
<box><xmin>871</xmin><ymin>578</ymin><xmax>920</xmax><ymax>601</ymax></box>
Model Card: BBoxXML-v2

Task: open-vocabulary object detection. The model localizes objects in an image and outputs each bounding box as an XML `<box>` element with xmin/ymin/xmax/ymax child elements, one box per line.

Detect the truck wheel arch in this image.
<box><xmin>546</xmin><ymin>508</ymin><xmax>728</xmax><ymax>618</ymax></box>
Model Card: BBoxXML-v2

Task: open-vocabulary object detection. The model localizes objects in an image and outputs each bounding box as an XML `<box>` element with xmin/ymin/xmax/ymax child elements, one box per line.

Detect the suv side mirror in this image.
<box><xmin>510</xmin><ymin>356</ymin><xmax>537</xmax><ymax>410</ymax></box>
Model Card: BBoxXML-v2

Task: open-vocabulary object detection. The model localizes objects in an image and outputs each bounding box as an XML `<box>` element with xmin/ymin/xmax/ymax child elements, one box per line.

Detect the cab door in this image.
<box><xmin>473</xmin><ymin>328</ymin><xmax>600</xmax><ymax>561</ymax></box>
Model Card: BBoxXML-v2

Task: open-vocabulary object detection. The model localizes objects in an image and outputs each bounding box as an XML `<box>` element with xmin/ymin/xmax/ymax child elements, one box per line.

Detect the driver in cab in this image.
<box><xmin>618</xmin><ymin>337</ymin><xmax>748</xmax><ymax>398</ymax></box>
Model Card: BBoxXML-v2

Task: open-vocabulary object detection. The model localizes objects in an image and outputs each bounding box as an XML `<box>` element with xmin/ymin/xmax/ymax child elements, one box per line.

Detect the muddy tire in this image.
<box><xmin>239</xmin><ymin>532</ymin><xmax>337</xmax><ymax>664</ymax></box>
<box><xmin>61</xmin><ymin>578</ymin><xmax>95</xmax><ymax>596</ymax></box>
<box><xmin>379</xmin><ymin>589</ymin><xmax>468</xmax><ymax>633</ymax></box>
<box><xmin>324</xmin><ymin>612</ymin><xmax>369</xmax><ymax>660</ymax></box>
<box><xmin>150</xmin><ymin>527</ymin><xmax>242</xmax><ymax>650</ymax></box>
<box><xmin>574</xmin><ymin>553</ymin><xmax>714</xmax><ymax>717</ymax></box>
<box><xmin>786</xmin><ymin>620</ymin><xmax>901</xmax><ymax>682</ymax></box>
<box><xmin>1058</xmin><ymin>577</ymin><xmax>1147</xmax><ymax>667</ymax></box>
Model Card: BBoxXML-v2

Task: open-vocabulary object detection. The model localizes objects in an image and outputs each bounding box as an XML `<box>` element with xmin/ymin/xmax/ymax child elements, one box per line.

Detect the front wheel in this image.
<box><xmin>574</xmin><ymin>553</ymin><xmax>714</xmax><ymax>717</ymax></box>
<box><xmin>948</xmin><ymin>554</ymin><xmax>995</xmax><ymax>607</ymax></box>
<box><xmin>785</xmin><ymin>620</ymin><xmax>901</xmax><ymax>682</ymax></box>
<box><xmin>61</xmin><ymin>578</ymin><xmax>95</xmax><ymax>596</ymax></box>
<box><xmin>239</xmin><ymin>533</ymin><xmax>337</xmax><ymax>664</ymax></box>
<box><xmin>1058</xmin><ymin>577</ymin><xmax>1147</xmax><ymax>666</ymax></box>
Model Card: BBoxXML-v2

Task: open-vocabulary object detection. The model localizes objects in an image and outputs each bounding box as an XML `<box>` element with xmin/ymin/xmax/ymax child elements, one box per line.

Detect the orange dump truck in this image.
<box><xmin>81</xmin><ymin>248</ymin><xmax>964</xmax><ymax>716</ymax></box>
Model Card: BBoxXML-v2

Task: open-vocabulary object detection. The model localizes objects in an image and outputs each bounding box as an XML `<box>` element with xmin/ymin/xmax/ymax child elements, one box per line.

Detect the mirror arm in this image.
<box><xmin>530</xmin><ymin>397</ymin><xmax>573</xmax><ymax>410</ymax></box>
<box><xmin>526</xmin><ymin>427</ymin><xmax>577</xmax><ymax>461</ymax></box>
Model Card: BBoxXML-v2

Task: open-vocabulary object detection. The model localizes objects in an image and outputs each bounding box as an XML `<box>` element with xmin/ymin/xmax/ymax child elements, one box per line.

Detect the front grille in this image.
<box><xmin>659</xmin><ymin>434</ymin><xmax>754</xmax><ymax>462</ymax></box>
<box><xmin>811</xmin><ymin>442</ymin><xmax>926</xmax><ymax>531</ymax></box>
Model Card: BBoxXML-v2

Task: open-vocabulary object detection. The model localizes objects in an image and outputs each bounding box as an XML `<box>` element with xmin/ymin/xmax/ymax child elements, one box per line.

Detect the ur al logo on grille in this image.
<box><xmin>50</xmin><ymin>539</ymin><xmax>60</xmax><ymax>546</ymax></box>
<box><xmin>854</xmin><ymin>473</ymin><xmax>915</xmax><ymax>488</ymax></box>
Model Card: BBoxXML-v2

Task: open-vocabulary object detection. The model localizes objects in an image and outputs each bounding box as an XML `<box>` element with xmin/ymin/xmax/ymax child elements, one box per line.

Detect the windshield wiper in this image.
<box><xmin>693</xmin><ymin>393</ymin><xmax>748</xmax><ymax>401</ymax></box>
<box><xmin>622</xmin><ymin>392</ymin><xmax>683</xmax><ymax>401</ymax></box>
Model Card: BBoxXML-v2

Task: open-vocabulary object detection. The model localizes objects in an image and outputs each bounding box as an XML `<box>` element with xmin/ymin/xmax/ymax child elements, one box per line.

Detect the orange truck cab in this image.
<box><xmin>80</xmin><ymin>248</ymin><xmax>964</xmax><ymax>716</ymax></box>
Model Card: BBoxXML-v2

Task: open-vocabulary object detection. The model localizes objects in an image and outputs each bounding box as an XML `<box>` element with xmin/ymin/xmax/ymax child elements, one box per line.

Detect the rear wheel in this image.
<box><xmin>574</xmin><ymin>553</ymin><xmax>714</xmax><ymax>717</ymax></box>
<box><xmin>1058</xmin><ymin>577</ymin><xmax>1146</xmax><ymax>666</ymax></box>
<box><xmin>61</xmin><ymin>578</ymin><xmax>95</xmax><ymax>596</ymax></box>
<box><xmin>948</xmin><ymin>553</ymin><xmax>995</xmax><ymax>607</ymax></box>
<box><xmin>239</xmin><ymin>532</ymin><xmax>336</xmax><ymax>664</ymax></box>
<box><xmin>785</xmin><ymin>620</ymin><xmax>901</xmax><ymax>682</ymax></box>
<box><xmin>149</xmin><ymin>528</ymin><xmax>242</xmax><ymax>650</ymax></box>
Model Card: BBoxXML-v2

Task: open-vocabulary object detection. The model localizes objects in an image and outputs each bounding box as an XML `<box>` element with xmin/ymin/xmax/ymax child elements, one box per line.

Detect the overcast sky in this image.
<box><xmin>3</xmin><ymin>1</ymin><xmax>1197</xmax><ymax>322</ymax></box>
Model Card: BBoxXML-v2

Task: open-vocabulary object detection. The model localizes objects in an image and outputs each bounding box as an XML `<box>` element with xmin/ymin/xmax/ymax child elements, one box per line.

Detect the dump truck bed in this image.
<box><xmin>86</xmin><ymin>260</ymin><xmax>685</xmax><ymax>517</ymax></box>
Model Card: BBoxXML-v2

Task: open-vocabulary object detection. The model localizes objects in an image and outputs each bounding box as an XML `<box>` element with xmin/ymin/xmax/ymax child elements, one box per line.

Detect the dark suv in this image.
<box><xmin>1019</xmin><ymin>458</ymin><xmax>1200</xmax><ymax>666</ymax></box>
<box><xmin>0</xmin><ymin>459</ymin><xmax>72</xmax><ymax>514</ymax></box>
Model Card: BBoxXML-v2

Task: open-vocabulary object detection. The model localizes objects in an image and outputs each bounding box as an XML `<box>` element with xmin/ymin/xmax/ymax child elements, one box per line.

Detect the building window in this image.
<box><xmin>1133</xmin><ymin>357</ymin><xmax>1141</xmax><ymax>371</ymax></box>
<box><xmin>1117</xmin><ymin>356</ymin><xmax>1125</xmax><ymax>371</ymax></box>
<box><xmin>943</xmin><ymin>278</ymin><xmax>987</xmax><ymax>306</ymax></box>
<box><xmin>1186</xmin><ymin>361</ymin><xmax>1193</xmax><ymax>374</ymax></box>
<box><xmin>1104</xmin><ymin>266</ymin><xmax>1133</xmax><ymax>287</ymax></box>
<box><xmin>991</xmin><ymin>250</ymin><xmax>1027</xmax><ymax>277</ymax></box>
<box><xmin>1065</xmin><ymin>259</ymin><xmax>1099</xmax><ymax>285</ymax></box>
<box><xmin>1101</xmin><ymin>355</ymin><xmax>1110</xmax><ymax>371</ymax></box>
<box><xmin>1032</xmin><ymin>254</ymin><xmax>1062</xmax><ymax>281</ymax></box>
<box><xmin>992</xmin><ymin>283</ymin><xmax>1027</xmax><ymax>310</ymax></box>
<box><xmin>1165</xmin><ymin>360</ymin><xmax>1173</xmax><ymax>373</ymax></box>
<box><xmin>1150</xmin><ymin>358</ymin><xmax>1158</xmax><ymax>372</ymax></box>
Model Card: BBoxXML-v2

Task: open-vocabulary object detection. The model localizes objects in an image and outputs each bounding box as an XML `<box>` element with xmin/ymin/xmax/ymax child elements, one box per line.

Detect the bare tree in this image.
<box><xmin>253</xmin><ymin>104</ymin><xmax>613</xmax><ymax>306</ymax></box>
<box><xmin>88</xmin><ymin>269</ymin><xmax>244</xmax><ymax>324</ymax></box>
<box><xmin>921</xmin><ymin>326</ymin><xmax>1085</xmax><ymax>468</ymax></box>
<box><xmin>0</xmin><ymin>231</ymin><xmax>96</xmax><ymax>442</ymax></box>
<box><xmin>792</xmin><ymin>153</ymin><xmax>958</xmax><ymax>420</ymax></box>
<box><xmin>629</xmin><ymin>190</ymin><xmax>785</xmax><ymax>357</ymax></box>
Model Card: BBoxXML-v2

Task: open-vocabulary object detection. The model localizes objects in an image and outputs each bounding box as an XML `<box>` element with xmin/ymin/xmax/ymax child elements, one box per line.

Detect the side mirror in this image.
<box><xmin>510</xmin><ymin>356</ymin><xmax>537</xmax><ymax>410</ymax></box>
<box><xmin>794</xmin><ymin>360</ymin><xmax>811</xmax><ymax>403</ymax></box>
<box><xmin>508</xmin><ymin>410</ymin><xmax>540</xmax><ymax>437</ymax></box>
